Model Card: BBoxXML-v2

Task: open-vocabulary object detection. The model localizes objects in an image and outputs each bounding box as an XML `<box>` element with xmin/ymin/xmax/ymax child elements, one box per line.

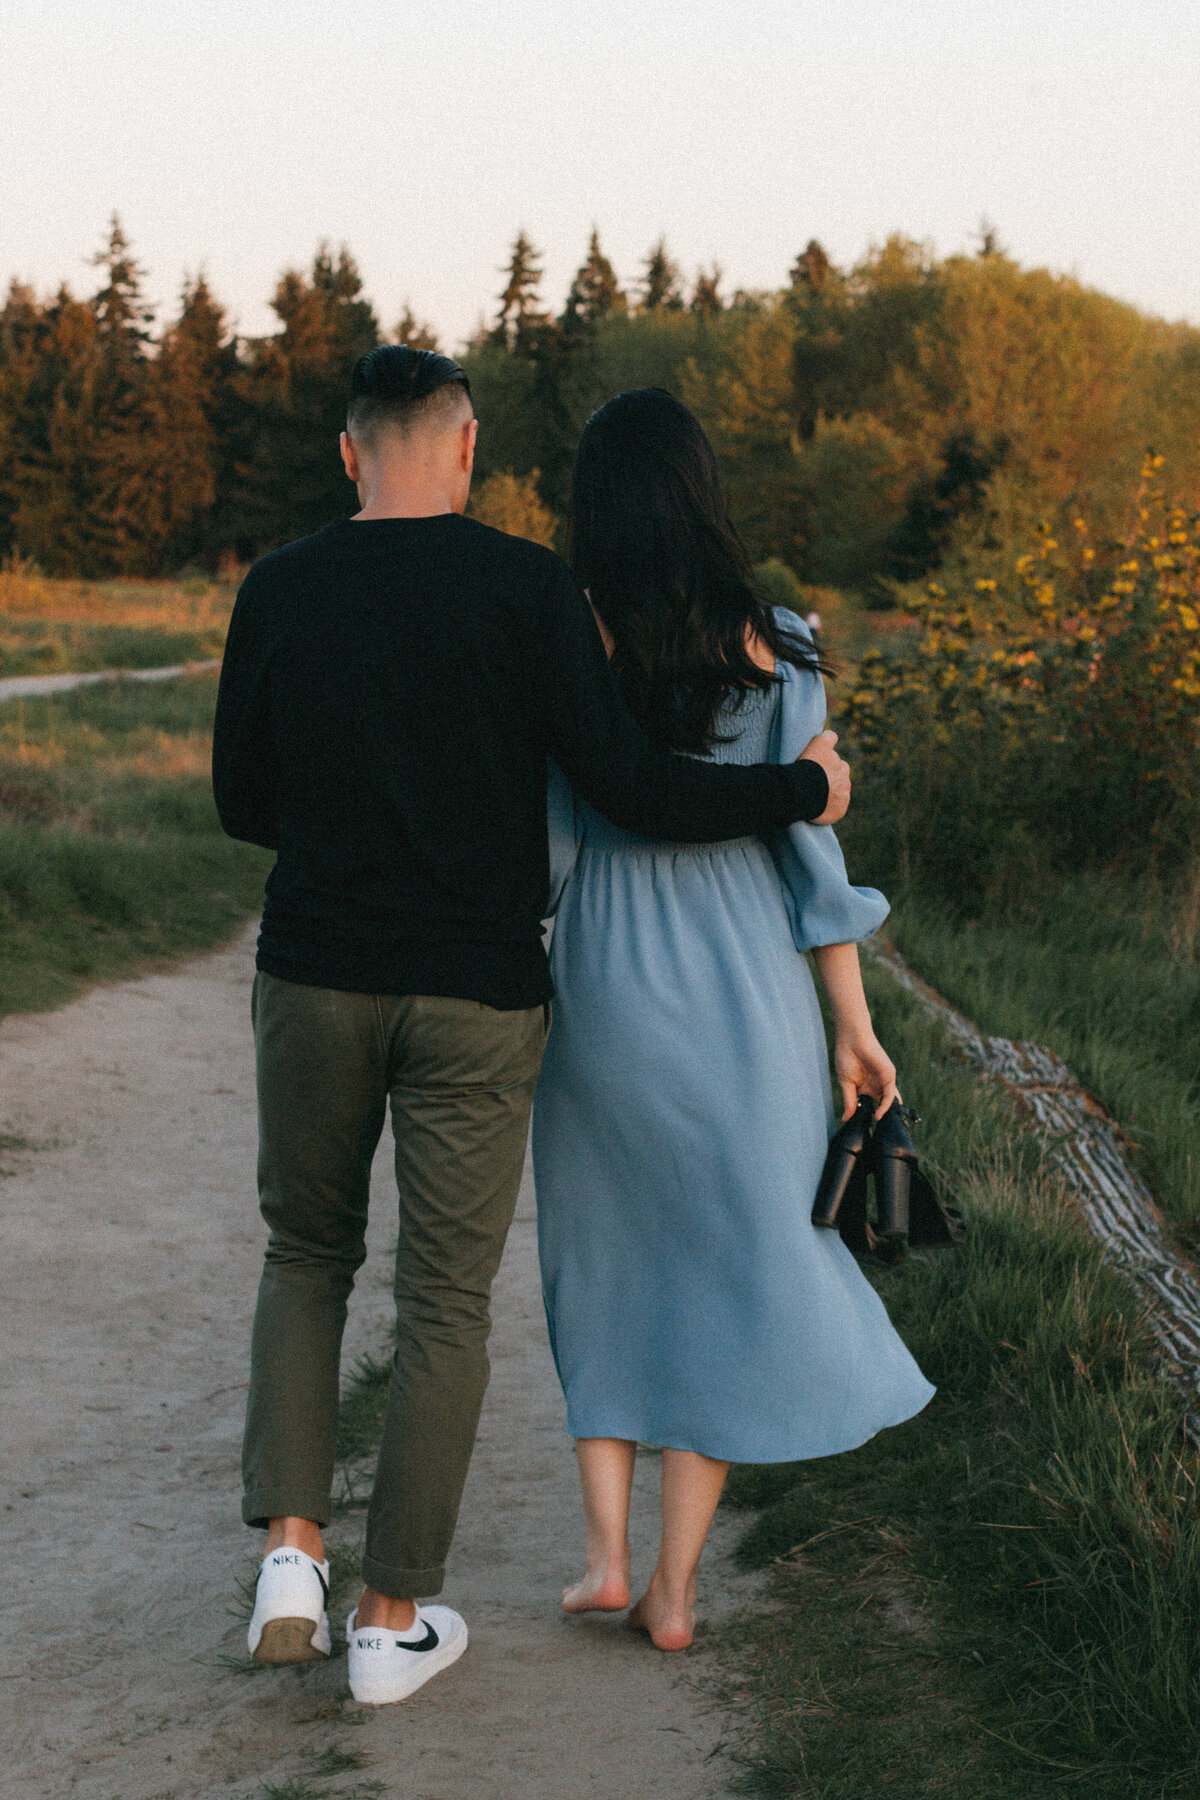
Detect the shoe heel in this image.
<box><xmin>812</xmin><ymin>1097</ymin><xmax>874</xmax><ymax>1229</ymax></box>
<box><xmin>874</xmin><ymin>1154</ymin><xmax>911</xmax><ymax>1240</ymax></box>
<box><xmin>871</xmin><ymin>1105</ymin><xmax>918</xmax><ymax>1241</ymax></box>
<box><xmin>252</xmin><ymin>1616</ymin><xmax>326</xmax><ymax>1665</ymax></box>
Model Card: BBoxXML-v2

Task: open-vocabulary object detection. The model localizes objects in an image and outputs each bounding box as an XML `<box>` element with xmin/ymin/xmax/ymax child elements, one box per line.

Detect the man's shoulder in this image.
<box><xmin>459</xmin><ymin>516</ymin><xmax>571</xmax><ymax>585</ymax></box>
<box><xmin>241</xmin><ymin>524</ymin><xmax>344</xmax><ymax>593</ymax></box>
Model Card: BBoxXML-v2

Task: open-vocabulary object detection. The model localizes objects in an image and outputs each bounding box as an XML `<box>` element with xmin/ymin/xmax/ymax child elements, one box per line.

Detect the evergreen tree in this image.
<box><xmin>789</xmin><ymin>239</ymin><xmax>830</xmax><ymax>292</ymax></box>
<box><xmin>0</xmin><ymin>281</ymin><xmax>46</xmax><ymax>557</ymax></box>
<box><xmin>640</xmin><ymin>239</ymin><xmax>684</xmax><ymax>312</ymax></box>
<box><xmin>171</xmin><ymin>274</ymin><xmax>232</xmax><ymax>396</ymax></box>
<box><xmin>786</xmin><ymin>240</ymin><xmax>847</xmax><ymax>440</ymax></box>
<box><xmin>395</xmin><ymin>305</ymin><xmax>440</xmax><ymax>351</ymax></box>
<box><xmin>233</xmin><ymin>243</ymin><xmax>380</xmax><ymax>551</ymax></box>
<box><xmin>492</xmin><ymin>232</ymin><xmax>548</xmax><ymax>353</ymax></box>
<box><xmin>3</xmin><ymin>283</ymin><xmax>102</xmax><ymax>572</ymax></box>
<box><xmin>151</xmin><ymin>275</ymin><xmax>239</xmax><ymax>565</ymax></box>
<box><xmin>690</xmin><ymin>265</ymin><xmax>723</xmax><ymax>321</ymax></box>
<box><xmin>86</xmin><ymin>215</ymin><xmax>161</xmax><ymax>572</ymax></box>
<box><xmin>975</xmin><ymin>216</ymin><xmax>1003</xmax><ymax>258</ymax></box>
<box><xmin>561</xmin><ymin>229</ymin><xmax>625</xmax><ymax>336</ymax></box>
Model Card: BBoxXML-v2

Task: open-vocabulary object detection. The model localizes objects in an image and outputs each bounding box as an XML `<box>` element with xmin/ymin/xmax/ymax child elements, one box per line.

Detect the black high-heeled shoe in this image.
<box><xmin>869</xmin><ymin>1102</ymin><xmax>918</xmax><ymax>1243</ymax></box>
<box><xmin>811</xmin><ymin>1095</ymin><xmax>874</xmax><ymax>1232</ymax></box>
<box><xmin>813</xmin><ymin>1098</ymin><xmax>966</xmax><ymax>1262</ymax></box>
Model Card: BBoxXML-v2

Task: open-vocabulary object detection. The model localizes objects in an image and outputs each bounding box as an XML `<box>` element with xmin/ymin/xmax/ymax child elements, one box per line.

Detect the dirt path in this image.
<box><xmin>0</xmin><ymin>927</ymin><xmax>750</xmax><ymax>1799</ymax></box>
<box><xmin>0</xmin><ymin>660</ymin><xmax>222</xmax><ymax>704</ymax></box>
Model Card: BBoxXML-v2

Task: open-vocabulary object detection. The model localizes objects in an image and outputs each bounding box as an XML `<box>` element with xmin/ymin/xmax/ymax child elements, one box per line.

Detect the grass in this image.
<box><xmin>256</xmin><ymin>1780</ymin><xmax>384</xmax><ymax>1800</ymax></box>
<box><xmin>304</xmin><ymin>1746</ymin><xmax>372</xmax><ymax>1776</ymax></box>
<box><xmin>0</xmin><ymin>567</ymin><xmax>235</xmax><ymax>676</ymax></box>
<box><xmin>334</xmin><ymin>1345</ymin><xmax>395</xmax><ymax>1467</ymax></box>
<box><xmin>720</xmin><ymin>961</ymin><xmax>1200</xmax><ymax>1797</ymax></box>
<box><xmin>882</xmin><ymin>875</ymin><xmax>1200</xmax><ymax>1246</ymax></box>
<box><xmin>0</xmin><ymin>671</ymin><xmax>271</xmax><ymax>1017</ymax></box>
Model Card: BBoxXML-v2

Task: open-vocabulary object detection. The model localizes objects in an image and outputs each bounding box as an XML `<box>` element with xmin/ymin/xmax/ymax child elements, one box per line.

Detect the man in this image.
<box><xmin>212</xmin><ymin>345</ymin><xmax>849</xmax><ymax>1706</ymax></box>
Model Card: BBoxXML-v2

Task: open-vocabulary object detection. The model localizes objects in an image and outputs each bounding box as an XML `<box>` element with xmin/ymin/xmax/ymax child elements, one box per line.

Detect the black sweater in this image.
<box><xmin>211</xmin><ymin>514</ymin><xmax>830</xmax><ymax>1008</ymax></box>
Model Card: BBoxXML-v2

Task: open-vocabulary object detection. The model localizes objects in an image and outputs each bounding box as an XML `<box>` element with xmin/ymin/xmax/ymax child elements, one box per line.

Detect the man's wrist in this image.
<box><xmin>787</xmin><ymin>757</ymin><xmax>829</xmax><ymax>822</ymax></box>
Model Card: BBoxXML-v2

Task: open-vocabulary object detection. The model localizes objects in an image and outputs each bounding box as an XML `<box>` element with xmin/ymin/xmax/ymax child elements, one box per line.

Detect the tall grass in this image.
<box><xmin>882</xmin><ymin>877</ymin><xmax>1200</xmax><ymax>1245</ymax></box>
<box><xmin>0</xmin><ymin>672</ymin><xmax>269</xmax><ymax>1016</ymax></box>
<box><xmin>723</xmin><ymin>964</ymin><xmax>1200</xmax><ymax>1796</ymax></box>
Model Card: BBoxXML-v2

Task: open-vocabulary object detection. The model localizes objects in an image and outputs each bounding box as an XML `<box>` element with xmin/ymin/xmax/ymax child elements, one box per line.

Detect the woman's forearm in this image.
<box><xmin>811</xmin><ymin>942</ymin><xmax>871</xmax><ymax>1035</ymax></box>
<box><xmin>813</xmin><ymin>941</ymin><xmax>899</xmax><ymax>1118</ymax></box>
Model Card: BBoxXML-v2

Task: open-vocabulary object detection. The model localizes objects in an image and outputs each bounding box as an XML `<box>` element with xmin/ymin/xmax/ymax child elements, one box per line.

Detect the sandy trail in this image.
<box><xmin>0</xmin><ymin>927</ymin><xmax>750</xmax><ymax>1799</ymax></box>
<box><xmin>0</xmin><ymin>661</ymin><xmax>222</xmax><ymax>705</ymax></box>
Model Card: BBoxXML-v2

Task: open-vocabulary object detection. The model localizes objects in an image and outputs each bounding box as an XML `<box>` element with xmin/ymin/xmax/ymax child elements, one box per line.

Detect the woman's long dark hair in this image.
<box><xmin>569</xmin><ymin>388</ymin><xmax>825</xmax><ymax>753</ymax></box>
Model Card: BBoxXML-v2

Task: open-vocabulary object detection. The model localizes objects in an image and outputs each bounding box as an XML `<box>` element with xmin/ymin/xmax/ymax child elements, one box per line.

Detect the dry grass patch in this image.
<box><xmin>0</xmin><ymin>566</ymin><xmax>235</xmax><ymax>677</ymax></box>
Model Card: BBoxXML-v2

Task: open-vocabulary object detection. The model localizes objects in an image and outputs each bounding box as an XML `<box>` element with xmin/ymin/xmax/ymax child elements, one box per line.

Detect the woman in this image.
<box><xmin>532</xmin><ymin>389</ymin><xmax>934</xmax><ymax>1652</ymax></box>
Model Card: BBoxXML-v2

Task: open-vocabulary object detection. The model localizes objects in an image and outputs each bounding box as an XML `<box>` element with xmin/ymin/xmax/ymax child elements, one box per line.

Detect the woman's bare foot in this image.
<box><xmin>562</xmin><ymin>1556</ymin><xmax>631</xmax><ymax>1614</ymax></box>
<box><xmin>627</xmin><ymin>1574</ymin><xmax>695</xmax><ymax>1650</ymax></box>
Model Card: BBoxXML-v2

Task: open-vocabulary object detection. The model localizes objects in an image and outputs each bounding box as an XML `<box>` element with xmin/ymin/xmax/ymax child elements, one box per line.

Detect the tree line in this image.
<box><xmin>2</xmin><ymin>216</ymin><xmax>1199</xmax><ymax>584</ymax></box>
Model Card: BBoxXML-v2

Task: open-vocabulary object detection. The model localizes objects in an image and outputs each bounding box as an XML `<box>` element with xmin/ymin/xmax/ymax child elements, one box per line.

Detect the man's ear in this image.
<box><xmin>340</xmin><ymin>430</ymin><xmax>360</xmax><ymax>483</ymax></box>
<box><xmin>460</xmin><ymin>417</ymin><xmax>478</xmax><ymax>473</ymax></box>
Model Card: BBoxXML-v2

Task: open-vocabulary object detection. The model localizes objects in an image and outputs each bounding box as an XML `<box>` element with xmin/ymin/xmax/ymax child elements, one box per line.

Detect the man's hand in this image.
<box><xmin>799</xmin><ymin>730</ymin><xmax>851</xmax><ymax>824</ymax></box>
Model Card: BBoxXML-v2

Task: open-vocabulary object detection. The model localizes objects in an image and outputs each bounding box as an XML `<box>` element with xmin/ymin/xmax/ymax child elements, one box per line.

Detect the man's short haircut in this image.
<box><xmin>347</xmin><ymin>345</ymin><xmax>473</xmax><ymax>446</ymax></box>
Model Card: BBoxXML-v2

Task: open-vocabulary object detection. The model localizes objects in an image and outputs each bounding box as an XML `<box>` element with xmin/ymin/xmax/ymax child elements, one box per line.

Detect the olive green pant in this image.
<box><xmin>242</xmin><ymin>971</ymin><xmax>547</xmax><ymax>1598</ymax></box>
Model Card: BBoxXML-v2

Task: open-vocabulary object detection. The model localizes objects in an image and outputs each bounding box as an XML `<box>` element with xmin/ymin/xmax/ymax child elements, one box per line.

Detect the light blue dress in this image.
<box><xmin>532</xmin><ymin>613</ymin><xmax>934</xmax><ymax>1464</ymax></box>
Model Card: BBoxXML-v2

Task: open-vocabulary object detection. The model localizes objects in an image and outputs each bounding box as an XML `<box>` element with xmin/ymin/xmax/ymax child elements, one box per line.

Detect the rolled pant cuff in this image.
<box><xmin>242</xmin><ymin>1489</ymin><xmax>333</xmax><ymax>1531</ymax></box>
<box><xmin>361</xmin><ymin>1553</ymin><xmax>445</xmax><ymax>1600</ymax></box>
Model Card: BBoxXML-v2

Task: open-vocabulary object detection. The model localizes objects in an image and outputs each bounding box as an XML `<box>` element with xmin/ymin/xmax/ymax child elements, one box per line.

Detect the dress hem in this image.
<box><xmin>562</xmin><ymin>1382</ymin><xmax>937</xmax><ymax>1465</ymax></box>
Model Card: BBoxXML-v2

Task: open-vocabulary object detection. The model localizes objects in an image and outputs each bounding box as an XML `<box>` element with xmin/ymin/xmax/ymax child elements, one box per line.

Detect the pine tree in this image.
<box><xmin>232</xmin><ymin>243</ymin><xmax>381</xmax><ymax>552</ymax></box>
<box><xmin>975</xmin><ymin>216</ymin><xmax>1003</xmax><ymax>258</ymax></box>
<box><xmin>787</xmin><ymin>240</ymin><xmax>845</xmax><ymax>441</ymax></box>
<box><xmin>90</xmin><ymin>215</ymin><xmax>154</xmax><ymax>366</ymax></box>
<box><xmin>151</xmin><ymin>275</ymin><xmax>239</xmax><ymax>564</ymax></box>
<box><xmin>789</xmin><ymin>239</ymin><xmax>831</xmax><ymax>292</ymax></box>
<box><xmin>86</xmin><ymin>216</ymin><xmax>161</xmax><ymax>572</ymax></box>
<box><xmin>395</xmin><ymin>305</ymin><xmax>440</xmax><ymax>351</ymax></box>
<box><xmin>562</xmin><ymin>229</ymin><xmax>625</xmax><ymax>336</ymax></box>
<box><xmin>3</xmin><ymin>283</ymin><xmax>102</xmax><ymax>572</ymax></box>
<box><xmin>640</xmin><ymin>239</ymin><xmax>684</xmax><ymax>312</ymax></box>
<box><xmin>0</xmin><ymin>281</ymin><xmax>46</xmax><ymax>558</ymax></box>
<box><xmin>171</xmin><ymin>275</ymin><xmax>230</xmax><ymax>391</ymax></box>
<box><xmin>493</xmin><ymin>232</ymin><xmax>548</xmax><ymax>353</ymax></box>
<box><xmin>690</xmin><ymin>265</ymin><xmax>723</xmax><ymax>321</ymax></box>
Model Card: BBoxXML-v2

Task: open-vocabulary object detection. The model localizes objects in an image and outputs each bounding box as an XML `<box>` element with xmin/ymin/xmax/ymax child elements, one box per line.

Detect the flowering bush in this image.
<box><xmin>839</xmin><ymin>458</ymin><xmax>1200</xmax><ymax>900</ymax></box>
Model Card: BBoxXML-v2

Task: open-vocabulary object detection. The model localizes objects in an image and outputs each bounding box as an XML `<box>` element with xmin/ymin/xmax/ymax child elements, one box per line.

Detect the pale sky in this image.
<box><xmin>3</xmin><ymin>0</ymin><xmax>1199</xmax><ymax>349</ymax></box>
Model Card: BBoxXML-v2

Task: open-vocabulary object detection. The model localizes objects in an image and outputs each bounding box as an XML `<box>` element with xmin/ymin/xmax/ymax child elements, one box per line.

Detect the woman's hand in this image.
<box><xmin>834</xmin><ymin>1029</ymin><xmax>899</xmax><ymax>1123</ymax></box>
<box><xmin>810</xmin><ymin>942</ymin><xmax>899</xmax><ymax>1121</ymax></box>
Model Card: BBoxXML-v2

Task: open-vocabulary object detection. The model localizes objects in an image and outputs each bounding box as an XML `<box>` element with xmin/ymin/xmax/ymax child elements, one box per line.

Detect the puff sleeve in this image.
<box><xmin>767</xmin><ymin>615</ymin><xmax>889</xmax><ymax>951</ymax></box>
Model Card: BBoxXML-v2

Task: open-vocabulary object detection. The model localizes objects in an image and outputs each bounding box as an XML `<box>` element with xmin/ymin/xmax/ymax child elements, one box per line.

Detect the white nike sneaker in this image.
<box><xmin>346</xmin><ymin>1604</ymin><xmax>468</xmax><ymax>1704</ymax></box>
<box><xmin>247</xmin><ymin>1546</ymin><xmax>331</xmax><ymax>1664</ymax></box>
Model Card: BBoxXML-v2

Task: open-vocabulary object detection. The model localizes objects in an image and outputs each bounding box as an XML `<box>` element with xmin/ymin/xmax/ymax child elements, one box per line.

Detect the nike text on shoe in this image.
<box><xmin>248</xmin><ymin>1547</ymin><xmax>331</xmax><ymax>1664</ymax></box>
<box><xmin>346</xmin><ymin>1604</ymin><xmax>468</xmax><ymax>1704</ymax></box>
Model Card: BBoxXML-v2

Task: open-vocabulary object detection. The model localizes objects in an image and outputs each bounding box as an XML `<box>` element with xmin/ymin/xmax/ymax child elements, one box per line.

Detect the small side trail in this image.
<box><xmin>0</xmin><ymin>660</ymin><xmax>222</xmax><ymax>705</ymax></box>
<box><xmin>0</xmin><ymin>928</ymin><xmax>743</xmax><ymax>1800</ymax></box>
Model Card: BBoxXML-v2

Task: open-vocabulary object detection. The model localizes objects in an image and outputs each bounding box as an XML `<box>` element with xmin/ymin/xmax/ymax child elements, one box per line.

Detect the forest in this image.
<box><xmin>4</xmin><ymin>217</ymin><xmax>1200</xmax><ymax>590</ymax></box>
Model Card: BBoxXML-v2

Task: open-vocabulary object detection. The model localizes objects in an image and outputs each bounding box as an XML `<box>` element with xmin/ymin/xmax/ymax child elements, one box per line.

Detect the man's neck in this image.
<box><xmin>353</xmin><ymin>475</ymin><xmax>463</xmax><ymax>520</ymax></box>
<box><xmin>353</xmin><ymin>501</ymin><xmax>457</xmax><ymax>520</ymax></box>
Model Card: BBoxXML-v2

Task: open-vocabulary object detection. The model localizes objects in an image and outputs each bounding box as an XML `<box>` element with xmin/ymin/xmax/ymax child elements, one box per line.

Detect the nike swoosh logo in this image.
<box><xmin>394</xmin><ymin>1622</ymin><xmax>440</xmax><ymax>1653</ymax></box>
